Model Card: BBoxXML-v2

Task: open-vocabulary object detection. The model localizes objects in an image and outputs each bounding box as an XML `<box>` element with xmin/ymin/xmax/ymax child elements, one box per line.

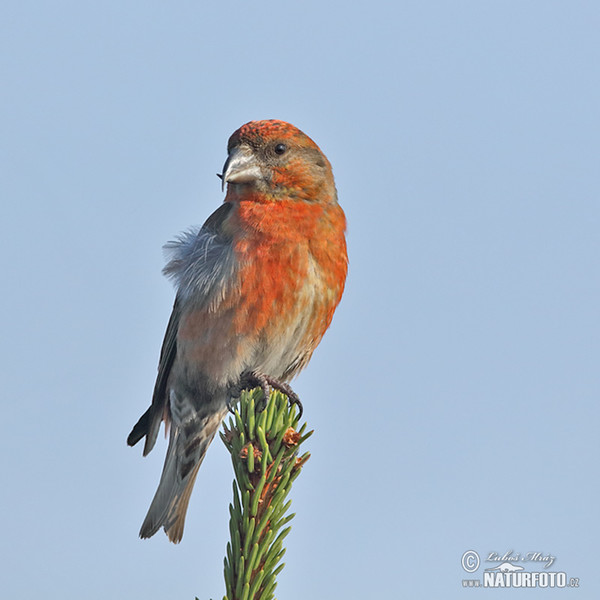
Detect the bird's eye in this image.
<box><xmin>274</xmin><ymin>143</ymin><xmax>287</xmax><ymax>155</ymax></box>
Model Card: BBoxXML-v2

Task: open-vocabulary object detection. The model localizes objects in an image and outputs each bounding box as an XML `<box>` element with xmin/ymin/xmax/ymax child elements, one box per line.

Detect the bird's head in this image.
<box><xmin>219</xmin><ymin>120</ymin><xmax>336</xmax><ymax>203</ymax></box>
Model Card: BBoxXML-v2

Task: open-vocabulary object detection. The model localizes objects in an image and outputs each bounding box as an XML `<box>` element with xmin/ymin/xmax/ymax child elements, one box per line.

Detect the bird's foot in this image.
<box><xmin>225</xmin><ymin>396</ymin><xmax>238</xmax><ymax>414</ymax></box>
<box><xmin>262</xmin><ymin>375</ymin><xmax>303</xmax><ymax>419</ymax></box>
<box><xmin>230</xmin><ymin>371</ymin><xmax>303</xmax><ymax>418</ymax></box>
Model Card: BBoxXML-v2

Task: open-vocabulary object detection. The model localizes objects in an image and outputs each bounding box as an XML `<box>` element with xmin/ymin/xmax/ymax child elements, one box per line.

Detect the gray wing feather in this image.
<box><xmin>128</xmin><ymin>202</ymin><xmax>236</xmax><ymax>453</ymax></box>
<box><xmin>163</xmin><ymin>202</ymin><xmax>236</xmax><ymax>306</ymax></box>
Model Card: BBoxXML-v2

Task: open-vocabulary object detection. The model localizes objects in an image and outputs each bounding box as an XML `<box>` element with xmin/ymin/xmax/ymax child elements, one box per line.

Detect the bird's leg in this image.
<box><xmin>228</xmin><ymin>371</ymin><xmax>271</xmax><ymax>414</ymax></box>
<box><xmin>245</xmin><ymin>371</ymin><xmax>271</xmax><ymax>411</ymax></box>
<box><xmin>230</xmin><ymin>371</ymin><xmax>303</xmax><ymax>418</ymax></box>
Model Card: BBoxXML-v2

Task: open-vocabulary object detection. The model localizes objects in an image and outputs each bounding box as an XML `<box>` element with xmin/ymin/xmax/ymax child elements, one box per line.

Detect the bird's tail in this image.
<box><xmin>139</xmin><ymin>397</ymin><xmax>228</xmax><ymax>543</ymax></box>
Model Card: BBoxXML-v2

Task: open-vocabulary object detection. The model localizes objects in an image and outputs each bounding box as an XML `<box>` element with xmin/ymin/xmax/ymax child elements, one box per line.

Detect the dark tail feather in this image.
<box><xmin>127</xmin><ymin>408</ymin><xmax>151</xmax><ymax>447</ymax></box>
<box><xmin>128</xmin><ymin>405</ymin><xmax>163</xmax><ymax>456</ymax></box>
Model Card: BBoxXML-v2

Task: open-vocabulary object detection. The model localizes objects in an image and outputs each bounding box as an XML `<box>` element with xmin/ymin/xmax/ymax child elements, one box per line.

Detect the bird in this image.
<box><xmin>127</xmin><ymin>119</ymin><xmax>348</xmax><ymax>543</ymax></box>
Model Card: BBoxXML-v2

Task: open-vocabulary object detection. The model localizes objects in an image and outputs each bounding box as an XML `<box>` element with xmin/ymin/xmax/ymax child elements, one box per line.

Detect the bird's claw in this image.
<box><xmin>233</xmin><ymin>371</ymin><xmax>303</xmax><ymax>418</ymax></box>
<box><xmin>263</xmin><ymin>375</ymin><xmax>303</xmax><ymax>419</ymax></box>
<box><xmin>226</xmin><ymin>396</ymin><xmax>238</xmax><ymax>415</ymax></box>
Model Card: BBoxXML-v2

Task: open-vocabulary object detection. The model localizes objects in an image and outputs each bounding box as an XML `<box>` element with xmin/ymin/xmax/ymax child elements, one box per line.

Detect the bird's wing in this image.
<box><xmin>127</xmin><ymin>202</ymin><xmax>235</xmax><ymax>455</ymax></box>
<box><xmin>126</xmin><ymin>296</ymin><xmax>181</xmax><ymax>454</ymax></box>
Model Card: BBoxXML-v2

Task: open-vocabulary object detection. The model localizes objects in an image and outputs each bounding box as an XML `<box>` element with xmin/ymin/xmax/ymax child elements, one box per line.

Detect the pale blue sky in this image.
<box><xmin>2</xmin><ymin>2</ymin><xmax>598</xmax><ymax>598</ymax></box>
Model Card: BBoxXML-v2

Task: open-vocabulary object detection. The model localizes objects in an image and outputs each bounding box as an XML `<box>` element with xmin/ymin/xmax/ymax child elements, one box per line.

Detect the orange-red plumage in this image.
<box><xmin>128</xmin><ymin>120</ymin><xmax>347</xmax><ymax>542</ymax></box>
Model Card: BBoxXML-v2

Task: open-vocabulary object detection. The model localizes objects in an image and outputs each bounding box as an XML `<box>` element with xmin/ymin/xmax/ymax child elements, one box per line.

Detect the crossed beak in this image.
<box><xmin>218</xmin><ymin>145</ymin><xmax>262</xmax><ymax>191</ymax></box>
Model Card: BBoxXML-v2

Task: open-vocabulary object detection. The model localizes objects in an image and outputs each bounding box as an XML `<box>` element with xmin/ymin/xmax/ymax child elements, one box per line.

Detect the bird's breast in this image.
<box><xmin>176</xmin><ymin>198</ymin><xmax>347</xmax><ymax>385</ymax></box>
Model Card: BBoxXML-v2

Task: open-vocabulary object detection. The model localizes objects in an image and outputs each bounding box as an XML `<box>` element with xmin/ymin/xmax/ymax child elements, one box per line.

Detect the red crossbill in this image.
<box><xmin>128</xmin><ymin>120</ymin><xmax>348</xmax><ymax>542</ymax></box>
